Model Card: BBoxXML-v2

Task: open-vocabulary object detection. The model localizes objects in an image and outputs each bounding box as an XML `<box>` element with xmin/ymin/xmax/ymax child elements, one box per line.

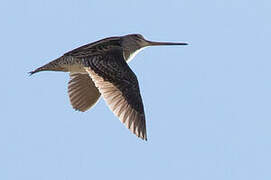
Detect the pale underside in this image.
<box><xmin>68</xmin><ymin>73</ymin><xmax>101</xmax><ymax>112</ymax></box>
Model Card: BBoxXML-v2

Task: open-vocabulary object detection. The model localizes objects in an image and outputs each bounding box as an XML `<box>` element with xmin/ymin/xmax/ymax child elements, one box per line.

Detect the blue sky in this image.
<box><xmin>1</xmin><ymin>0</ymin><xmax>271</xmax><ymax>179</ymax></box>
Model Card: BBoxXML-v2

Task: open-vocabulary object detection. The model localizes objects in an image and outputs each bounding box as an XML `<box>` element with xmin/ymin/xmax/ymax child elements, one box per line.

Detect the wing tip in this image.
<box><xmin>141</xmin><ymin>135</ymin><xmax>148</xmax><ymax>141</ymax></box>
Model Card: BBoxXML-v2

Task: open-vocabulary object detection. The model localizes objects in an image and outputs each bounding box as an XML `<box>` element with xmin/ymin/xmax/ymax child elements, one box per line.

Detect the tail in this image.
<box><xmin>29</xmin><ymin>56</ymin><xmax>68</xmax><ymax>75</ymax></box>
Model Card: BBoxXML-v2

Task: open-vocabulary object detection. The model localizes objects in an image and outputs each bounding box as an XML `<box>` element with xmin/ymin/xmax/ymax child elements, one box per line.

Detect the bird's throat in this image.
<box><xmin>125</xmin><ymin>47</ymin><xmax>146</xmax><ymax>63</ymax></box>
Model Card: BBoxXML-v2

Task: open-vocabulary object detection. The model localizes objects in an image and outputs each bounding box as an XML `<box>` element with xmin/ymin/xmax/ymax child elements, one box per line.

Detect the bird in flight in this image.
<box><xmin>30</xmin><ymin>34</ymin><xmax>188</xmax><ymax>140</ymax></box>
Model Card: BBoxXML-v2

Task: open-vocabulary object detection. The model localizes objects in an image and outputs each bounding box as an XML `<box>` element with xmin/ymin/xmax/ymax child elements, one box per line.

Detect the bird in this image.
<box><xmin>30</xmin><ymin>34</ymin><xmax>188</xmax><ymax>140</ymax></box>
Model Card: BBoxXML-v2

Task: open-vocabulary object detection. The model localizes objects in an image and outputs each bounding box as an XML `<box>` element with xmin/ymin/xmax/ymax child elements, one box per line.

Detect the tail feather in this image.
<box><xmin>29</xmin><ymin>56</ymin><xmax>68</xmax><ymax>75</ymax></box>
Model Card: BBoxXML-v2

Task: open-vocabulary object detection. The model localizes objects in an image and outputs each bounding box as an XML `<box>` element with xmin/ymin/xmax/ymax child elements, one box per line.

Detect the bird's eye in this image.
<box><xmin>134</xmin><ymin>34</ymin><xmax>143</xmax><ymax>39</ymax></box>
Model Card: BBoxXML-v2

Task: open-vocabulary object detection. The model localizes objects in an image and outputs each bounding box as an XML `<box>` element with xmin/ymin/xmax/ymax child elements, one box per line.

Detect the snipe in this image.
<box><xmin>30</xmin><ymin>34</ymin><xmax>188</xmax><ymax>140</ymax></box>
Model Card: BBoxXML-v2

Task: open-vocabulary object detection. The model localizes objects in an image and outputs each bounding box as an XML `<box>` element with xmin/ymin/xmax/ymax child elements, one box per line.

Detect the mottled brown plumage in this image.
<box><xmin>30</xmin><ymin>34</ymin><xmax>188</xmax><ymax>140</ymax></box>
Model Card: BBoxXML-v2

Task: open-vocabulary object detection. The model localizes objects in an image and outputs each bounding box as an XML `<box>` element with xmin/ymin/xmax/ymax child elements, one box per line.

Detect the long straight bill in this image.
<box><xmin>147</xmin><ymin>41</ymin><xmax>188</xmax><ymax>46</ymax></box>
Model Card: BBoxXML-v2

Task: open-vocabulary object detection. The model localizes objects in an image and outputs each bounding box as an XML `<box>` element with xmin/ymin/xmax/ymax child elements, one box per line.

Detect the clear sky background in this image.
<box><xmin>1</xmin><ymin>0</ymin><xmax>270</xmax><ymax>179</ymax></box>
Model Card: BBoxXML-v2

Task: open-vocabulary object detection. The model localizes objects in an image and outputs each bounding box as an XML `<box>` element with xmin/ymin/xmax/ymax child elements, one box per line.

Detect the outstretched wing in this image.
<box><xmin>68</xmin><ymin>73</ymin><xmax>101</xmax><ymax>112</ymax></box>
<box><xmin>83</xmin><ymin>48</ymin><xmax>147</xmax><ymax>140</ymax></box>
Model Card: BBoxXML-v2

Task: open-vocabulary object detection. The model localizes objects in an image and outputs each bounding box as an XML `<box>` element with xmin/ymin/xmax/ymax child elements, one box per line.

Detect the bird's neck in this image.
<box><xmin>123</xmin><ymin>47</ymin><xmax>145</xmax><ymax>63</ymax></box>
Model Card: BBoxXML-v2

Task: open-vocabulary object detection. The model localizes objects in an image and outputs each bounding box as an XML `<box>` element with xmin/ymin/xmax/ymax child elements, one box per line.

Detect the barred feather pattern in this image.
<box><xmin>83</xmin><ymin>48</ymin><xmax>147</xmax><ymax>140</ymax></box>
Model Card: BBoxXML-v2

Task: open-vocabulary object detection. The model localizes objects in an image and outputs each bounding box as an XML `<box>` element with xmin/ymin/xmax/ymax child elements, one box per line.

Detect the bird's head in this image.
<box><xmin>121</xmin><ymin>34</ymin><xmax>188</xmax><ymax>51</ymax></box>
